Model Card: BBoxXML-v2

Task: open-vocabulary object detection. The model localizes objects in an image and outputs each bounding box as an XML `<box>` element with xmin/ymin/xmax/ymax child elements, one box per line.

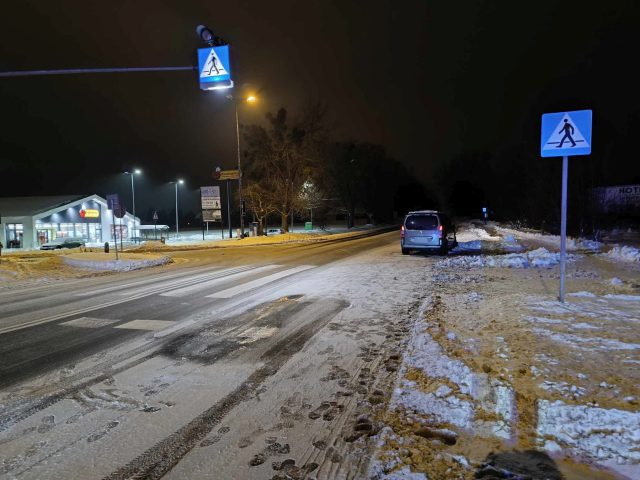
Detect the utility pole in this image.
<box><xmin>235</xmin><ymin>104</ymin><xmax>244</xmax><ymax>238</ymax></box>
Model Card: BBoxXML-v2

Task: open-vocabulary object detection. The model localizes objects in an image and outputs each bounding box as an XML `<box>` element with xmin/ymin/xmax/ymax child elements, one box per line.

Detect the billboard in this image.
<box><xmin>592</xmin><ymin>185</ymin><xmax>640</xmax><ymax>215</ymax></box>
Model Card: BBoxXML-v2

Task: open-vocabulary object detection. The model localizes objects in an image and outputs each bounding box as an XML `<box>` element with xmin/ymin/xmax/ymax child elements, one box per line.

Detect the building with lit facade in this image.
<box><xmin>0</xmin><ymin>195</ymin><xmax>138</xmax><ymax>249</ymax></box>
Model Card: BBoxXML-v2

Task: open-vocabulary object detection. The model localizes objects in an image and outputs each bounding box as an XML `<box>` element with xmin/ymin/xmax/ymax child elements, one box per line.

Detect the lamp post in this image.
<box><xmin>171</xmin><ymin>179</ymin><xmax>184</xmax><ymax>237</ymax></box>
<box><xmin>230</xmin><ymin>94</ymin><xmax>257</xmax><ymax>238</ymax></box>
<box><xmin>124</xmin><ymin>169</ymin><xmax>141</xmax><ymax>241</ymax></box>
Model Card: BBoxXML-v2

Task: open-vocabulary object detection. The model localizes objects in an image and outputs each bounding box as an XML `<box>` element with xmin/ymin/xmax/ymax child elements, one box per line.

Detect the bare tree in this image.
<box><xmin>243</xmin><ymin>181</ymin><xmax>276</xmax><ymax>235</ymax></box>
<box><xmin>243</xmin><ymin>105</ymin><xmax>326</xmax><ymax>232</ymax></box>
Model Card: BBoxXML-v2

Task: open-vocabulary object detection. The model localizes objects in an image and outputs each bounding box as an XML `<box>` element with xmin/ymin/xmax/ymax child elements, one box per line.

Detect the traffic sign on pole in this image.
<box><xmin>541</xmin><ymin>110</ymin><xmax>592</xmax><ymax>158</ymax></box>
<box><xmin>197</xmin><ymin>46</ymin><xmax>233</xmax><ymax>91</ymax></box>
<box><xmin>541</xmin><ymin>109</ymin><xmax>593</xmax><ymax>303</ymax></box>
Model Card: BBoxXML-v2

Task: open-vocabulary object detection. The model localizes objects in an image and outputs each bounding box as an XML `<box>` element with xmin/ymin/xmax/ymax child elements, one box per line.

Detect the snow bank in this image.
<box><xmin>455</xmin><ymin>227</ymin><xmax>500</xmax><ymax>243</ymax></box>
<box><xmin>605</xmin><ymin>245</ymin><xmax>640</xmax><ymax>263</ymax></box>
<box><xmin>62</xmin><ymin>255</ymin><xmax>172</xmax><ymax>271</ymax></box>
<box><xmin>496</xmin><ymin>227</ymin><xmax>602</xmax><ymax>251</ymax></box>
<box><xmin>538</xmin><ymin>400</ymin><xmax>640</xmax><ymax>469</ymax></box>
<box><xmin>390</xmin><ymin>298</ymin><xmax>514</xmax><ymax>440</ymax></box>
<box><xmin>439</xmin><ymin>248</ymin><xmax>574</xmax><ymax>269</ymax></box>
<box><xmin>451</xmin><ymin>225</ymin><xmax>523</xmax><ymax>253</ymax></box>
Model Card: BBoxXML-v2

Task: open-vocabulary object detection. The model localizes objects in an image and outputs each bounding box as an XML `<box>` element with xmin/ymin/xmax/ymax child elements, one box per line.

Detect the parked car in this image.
<box><xmin>40</xmin><ymin>237</ymin><xmax>85</xmax><ymax>250</ymax></box>
<box><xmin>400</xmin><ymin>210</ymin><xmax>457</xmax><ymax>255</ymax></box>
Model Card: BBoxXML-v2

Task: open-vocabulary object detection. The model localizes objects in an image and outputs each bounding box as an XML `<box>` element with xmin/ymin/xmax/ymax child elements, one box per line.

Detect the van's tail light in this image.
<box><xmin>400</xmin><ymin>225</ymin><xmax>405</xmax><ymax>238</ymax></box>
<box><xmin>438</xmin><ymin>224</ymin><xmax>443</xmax><ymax>238</ymax></box>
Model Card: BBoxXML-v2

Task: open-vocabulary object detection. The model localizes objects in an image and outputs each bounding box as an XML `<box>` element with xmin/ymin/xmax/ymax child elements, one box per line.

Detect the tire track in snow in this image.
<box><xmin>102</xmin><ymin>301</ymin><xmax>345</xmax><ymax>480</ymax></box>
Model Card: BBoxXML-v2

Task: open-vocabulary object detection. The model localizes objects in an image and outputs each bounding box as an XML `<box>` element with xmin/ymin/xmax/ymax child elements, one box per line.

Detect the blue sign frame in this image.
<box><xmin>541</xmin><ymin>109</ymin><xmax>592</xmax><ymax>157</ymax></box>
<box><xmin>198</xmin><ymin>45</ymin><xmax>233</xmax><ymax>91</ymax></box>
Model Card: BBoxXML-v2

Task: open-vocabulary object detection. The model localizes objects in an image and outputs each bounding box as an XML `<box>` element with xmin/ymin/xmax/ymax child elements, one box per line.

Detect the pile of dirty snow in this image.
<box><xmin>439</xmin><ymin>248</ymin><xmax>575</xmax><ymax>269</ymax></box>
<box><xmin>62</xmin><ymin>254</ymin><xmax>172</xmax><ymax>271</ymax></box>
<box><xmin>496</xmin><ymin>227</ymin><xmax>601</xmax><ymax>251</ymax></box>
<box><xmin>604</xmin><ymin>245</ymin><xmax>640</xmax><ymax>263</ymax></box>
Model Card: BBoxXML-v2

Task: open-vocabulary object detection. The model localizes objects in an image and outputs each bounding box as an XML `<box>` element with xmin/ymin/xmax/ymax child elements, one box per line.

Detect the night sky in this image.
<box><xmin>2</xmin><ymin>1</ymin><xmax>640</xmax><ymax>217</ymax></box>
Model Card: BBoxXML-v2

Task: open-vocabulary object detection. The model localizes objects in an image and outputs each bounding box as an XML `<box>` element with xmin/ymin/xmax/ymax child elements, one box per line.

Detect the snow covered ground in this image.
<box><xmin>372</xmin><ymin>223</ymin><xmax>640</xmax><ymax>479</ymax></box>
<box><xmin>2</xmin><ymin>223</ymin><xmax>638</xmax><ymax>479</ymax></box>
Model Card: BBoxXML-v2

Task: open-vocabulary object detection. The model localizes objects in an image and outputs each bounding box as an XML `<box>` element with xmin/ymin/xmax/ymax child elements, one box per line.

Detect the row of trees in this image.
<box><xmin>434</xmin><ymin>148</ymin><xmax>640</xmax><ymax>235</ymax></box>
<box><xmin>241</xmin><ymin>105</ymin><xmax>426</xmax><ymax>234</ymax></box>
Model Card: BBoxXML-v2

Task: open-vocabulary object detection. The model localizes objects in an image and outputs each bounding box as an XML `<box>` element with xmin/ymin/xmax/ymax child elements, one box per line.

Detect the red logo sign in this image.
<box><xmin>79</xmin><ymin>209</ymin><xmax>99</xmax><ymax>218</ymax></box>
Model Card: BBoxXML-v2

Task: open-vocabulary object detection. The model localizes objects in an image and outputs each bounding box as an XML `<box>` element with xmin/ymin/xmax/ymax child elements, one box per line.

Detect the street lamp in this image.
<box><xmin>170</xmin><ymin>179</ymin><xmax>184</xmax><ymax>237</ymax></box>
<box><xmin>124</xmin><ymin>169</ymin><xmax>142</xmax><ymax>241</ymax></box>
<box><xmin>228</xmin><ymin>93</ymin><xmax>258</xmax><ymax>238</ymax></box>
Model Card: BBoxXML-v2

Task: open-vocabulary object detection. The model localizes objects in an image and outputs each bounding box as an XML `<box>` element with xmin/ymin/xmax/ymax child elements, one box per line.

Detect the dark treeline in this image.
<box><xmin>242</xmin><ymin>105</ymin><xmax>639</xmax><ymax>236</ymax></box>
<box><xmin>241</xmin><ymin>105</ymin><xmax>430</xmax><ymax>234</ymax></box>
<box><xmin>436</xmin><ymin>149</ymin><xmax>639</xmax><ymax>235</ymax></box>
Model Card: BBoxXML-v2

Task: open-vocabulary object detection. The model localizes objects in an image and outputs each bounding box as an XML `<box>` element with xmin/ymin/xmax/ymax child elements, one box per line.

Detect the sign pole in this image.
<box><xmin>226</xmin><ymin>179</ymin><xmax>232</xmax><ymax>238</ymax></box>
<box><xmin>541</xmin><ymin>109</ymin><xmax>592</xmax><ymax>304</ymax></box>
<box><xmin>559</xmin><ymin>155</ymin><xmax>568</xmax><ymax>303</ymax></box>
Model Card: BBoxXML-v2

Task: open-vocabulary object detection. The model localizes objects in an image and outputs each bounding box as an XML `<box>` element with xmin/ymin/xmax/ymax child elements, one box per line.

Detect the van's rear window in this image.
<box><xmin>405</xmin><ymin>215</ymin><xmax>438</xmax><ymax>230</ymax></box>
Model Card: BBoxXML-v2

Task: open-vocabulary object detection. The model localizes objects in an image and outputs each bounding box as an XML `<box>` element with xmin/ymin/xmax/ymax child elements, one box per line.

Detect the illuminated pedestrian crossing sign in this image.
<box><xmin>197</xmin><ymin>45</ymin><xmax>233</xmax><ymax>91</ymax></box>
<box><xmin>541</xmin><ymin>109</ymin><xmax>592</xmax><ymax>157</ymax></box>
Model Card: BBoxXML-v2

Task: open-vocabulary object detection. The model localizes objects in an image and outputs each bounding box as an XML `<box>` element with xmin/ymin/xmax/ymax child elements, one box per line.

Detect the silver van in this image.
<box><xmin>400</xmin><ymin>210</ymin><xmax>457</xmax><ymax>255</ymax></box>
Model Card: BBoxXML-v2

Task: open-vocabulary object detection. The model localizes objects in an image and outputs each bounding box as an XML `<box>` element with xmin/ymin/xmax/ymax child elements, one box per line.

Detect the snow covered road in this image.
<box><xmin>1</xmin><ymin>225</ymin><xmax>639</xmax><ymax>479</ymax></box>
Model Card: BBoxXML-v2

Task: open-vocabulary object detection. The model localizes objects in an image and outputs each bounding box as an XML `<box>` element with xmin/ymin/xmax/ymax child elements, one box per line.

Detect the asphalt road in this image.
<box><xmin>0</xmin><ymin>231</ymin><xmax>397</xmax><ymax>389</ymax></box>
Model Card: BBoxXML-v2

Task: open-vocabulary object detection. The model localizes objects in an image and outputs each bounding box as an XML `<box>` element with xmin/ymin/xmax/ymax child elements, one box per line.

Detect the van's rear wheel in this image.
<box><xmin>401</xmin><ymin>247</ymin><xmax>409</xmax><ymax>255</ymax></box>
<box><xmin>439</xmin><ymin>239</ymin><xmax>448</xmax><ymax>256</ymax></box>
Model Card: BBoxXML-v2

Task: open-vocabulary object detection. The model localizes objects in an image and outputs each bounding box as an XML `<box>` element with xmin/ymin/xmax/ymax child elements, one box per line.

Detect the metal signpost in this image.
<box><xmin>540</xmin><ymin>109</ymin><xmax>592</xmax><ymax>303</ymax></box>
<box><xmin>213</xmin><ymin>168</ymin><xmax>239</xmax><ymax>238</ymax></box>
<box><xmin>201</xmin><ymin>186</ymin><xmax>222</xmax><ymax>239</ymax></box>
<box><xmin>153</xmin><ymin>210</ymin><xmax>159</xmax><ymax>240</ymax></box>
<box><xmin>114</xmin><ymin>204</ymin><xmax>126</xmax><ymax>253</ymax></box>
<box><xmin>106</xmin><ymin>194</ymin><xmax>121</xmax><ymax>259</ymax></box>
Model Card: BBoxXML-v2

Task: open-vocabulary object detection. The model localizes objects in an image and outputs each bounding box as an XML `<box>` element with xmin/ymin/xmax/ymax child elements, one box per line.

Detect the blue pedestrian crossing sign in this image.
<box><xmin>197</xmin><ymin>45</ymin><xmax>233</xmax><ymax>91</ymax></box>
<box><xmin>541</xmin><ymin>109</ymin><xmax>592</xmax><ymax>157</ymax></box>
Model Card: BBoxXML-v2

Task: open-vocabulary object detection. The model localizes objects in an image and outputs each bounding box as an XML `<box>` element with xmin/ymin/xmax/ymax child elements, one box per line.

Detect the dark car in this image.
<box><xmin>40</xmin><ymin>238</ymin><xmax>85</xmax><ymax>250</ymax></box>
<box><xmin>400</xmin><ymin>210</ymin><xmax>457</xmax><ymax>255</ymax></box>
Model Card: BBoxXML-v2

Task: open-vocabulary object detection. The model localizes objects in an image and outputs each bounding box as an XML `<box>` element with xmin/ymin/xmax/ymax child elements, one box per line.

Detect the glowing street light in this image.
<box><xmin>228</xmin><ymin>94</ymin><xmax>258</xmax><ymax>237</ymax></box>
<box><xmin>170</xmin><ymin>179</ymin><xmax>184</xmax><ymax>237</ymax></box>
<box><xmin>124</xmin><ymin>169</ymin><xmax>142</xmax><ymax>241</ymax></box>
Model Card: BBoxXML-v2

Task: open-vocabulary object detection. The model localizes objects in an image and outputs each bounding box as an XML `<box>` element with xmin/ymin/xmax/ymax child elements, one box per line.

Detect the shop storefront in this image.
<box><xmin>5</xmin><ymin>223</ymin><xmax>24</xmax><ymax>248</ymax></box>
<box><xmin>0</xmin><ymin>195</ymin><xmax>138</xmax><ymax>249</ymax></box>
<box><xmin>36</xmin><ymin>199</ymin><xmax>104</xmax><ymax>244</ymax></box>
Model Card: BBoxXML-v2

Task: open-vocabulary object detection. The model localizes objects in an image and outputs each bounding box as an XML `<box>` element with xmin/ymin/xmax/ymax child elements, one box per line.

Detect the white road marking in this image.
<box><xmin>0</xmin><ymin>264</ymin><xmax>274</xmax><ymax>335</ymax></box>
<box><xmin>206</xmin><ymin>265</ymin><xmax>315</xmax><ymax>299</ymax></box>
<box><xmin>159</xmin><ymin>265</ymin><xmax>280</xmax><ymax>297</ymax></box>
<box><xmin>60</xmin><ymin>317</ymin><xmax>120</xmax><ymax>328</ymax></box>
<box><xmin>75</xmin><ymin>267</ymin><xmax>220</xmax><ymax>297</ymax></box>
<box><xmin>115</xmin><ymin>320</ymin><xmax>176</xmax><ymax>331</ymax></box>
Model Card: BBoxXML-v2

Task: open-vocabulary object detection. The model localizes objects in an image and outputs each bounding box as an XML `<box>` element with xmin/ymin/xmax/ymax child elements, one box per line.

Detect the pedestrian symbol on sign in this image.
<box><xmin>557</xmin><ymin>119</ymin><xmax>575</xmax><ymax>148</ymax></box>
<box><xmin>542</xmin><ymin>113</ymin><xmax>589</xmax><ymax>152</ymax></box>
<box><xmin>200</xmin><ymin>49</ymin><xmax>229</xmax><ymax>78</ymax></box>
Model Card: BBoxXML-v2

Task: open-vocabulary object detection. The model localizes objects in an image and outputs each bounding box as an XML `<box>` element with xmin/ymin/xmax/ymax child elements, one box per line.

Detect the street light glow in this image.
<box><xmin>134</xmin><ymin>169</ymin><xmax>142</xmax><ymax>175</ymax></box>
<box><xmin>246</xmin><ymin>95</ymin><xmax>257</xmax><ymax>103</ymax></box>
<box><xmin>178</xmin><ymin>179</ymin><xmax>184</xmax><ymax>184</ymax></box>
